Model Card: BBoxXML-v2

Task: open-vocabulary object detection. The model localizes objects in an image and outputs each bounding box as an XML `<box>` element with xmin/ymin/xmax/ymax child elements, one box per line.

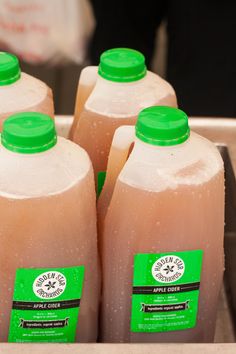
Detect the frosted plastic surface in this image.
<box><xmin>0</xmin><ymin>73</ymin><xmax>49</xmax><ymax>113</ymax></box>
<box><xmin>85</xmin><ymin>71</ymin><xmax>177</xmax><ymax>118</ymax></box>
<box><xmin>0</xmin><ymin>137</ymin><xmax>91</xmax><ymax>198</ymax></box>
<box><xmin>79</xmin><ymin>66</ymin><xmax>98</xmax><ymax>86</ymax></box>
<box><xmin>119</xmin><ymin>132</ymin><xmax>223</xmax><ymax>191</ymax></box>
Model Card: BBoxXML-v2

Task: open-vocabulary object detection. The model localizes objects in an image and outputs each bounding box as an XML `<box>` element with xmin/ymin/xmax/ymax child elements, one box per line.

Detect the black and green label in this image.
<box><xmin>131</xmin><ymin>250</ymin><xmax>203</xmax><ymax>332</ymax></box>
<box><xmin>8</xmin><ymin>266</ymin><xmax>84</xmax><ymax>343</ymax></box>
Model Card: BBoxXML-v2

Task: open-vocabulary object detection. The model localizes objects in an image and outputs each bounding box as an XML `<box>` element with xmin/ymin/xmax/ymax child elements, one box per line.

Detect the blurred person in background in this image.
<box><xmin>0</xmin><ymin>0</ymin><xmax>94</xmax><ymax>115</ymax></box>
<box><xmin>1</xmin><ymin>0</ymin><xmax>236</xmax><ymax>117</ymax></box>
<box><xmin>89</xmin><ymin>0</ymin><xmax>236</xmax><ymax>117</ymax></box>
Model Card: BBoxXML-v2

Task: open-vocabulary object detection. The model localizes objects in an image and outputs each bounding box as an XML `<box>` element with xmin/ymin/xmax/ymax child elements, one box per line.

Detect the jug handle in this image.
<box><xmin>98</xmin><ymin>125</ymin><xmax>135</xmax><ymax>220</ymax></box>
<box><xmin>69</xmin><ymin>66</ymin><xmax>98</xmax><ymax>139</ymax></box>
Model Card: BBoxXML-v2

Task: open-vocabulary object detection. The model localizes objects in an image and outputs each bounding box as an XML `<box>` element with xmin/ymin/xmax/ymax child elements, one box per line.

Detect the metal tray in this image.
<box><xmin>1</xmin><ymin>116</ymin><xmax>235</xmax><ymax>353</ymax></box>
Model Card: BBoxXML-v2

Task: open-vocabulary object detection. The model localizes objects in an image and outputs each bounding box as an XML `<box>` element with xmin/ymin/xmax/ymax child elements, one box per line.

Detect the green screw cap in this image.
<box><xmin>136</xmin><ymin>106</ymin><xmax>190</xmax><ymax>146</ymax></box>
<box><xmin>98</xmin><ymin>48</ymin><xmax>147</xmax><ymax>82</ymax></box>
<box><xmin>0</xmin><ymin>52</ymin><xmax>21</xmax><ymax>86</ymax></box>
<box><xmin>1</xmin><ymin>112</ymin><xmax>57</xmax><ymax>154</ymax></box>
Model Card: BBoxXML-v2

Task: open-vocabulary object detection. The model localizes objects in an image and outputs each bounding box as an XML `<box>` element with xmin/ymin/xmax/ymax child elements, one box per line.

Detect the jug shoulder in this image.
<box><xmin>0</xmin><ymin>137</ymin><xmax>92</xmax><ymax>199</ymax></box>
<box><xmin>119</xmin><ymin>132</ymin><xmax>223</xmax><ymax>192</ymax></box>
<box><xmin>0</xmin><ymin>72</ymin><xmax>51</xmax><ymax>115</ymax></box>
<box><xmin>84</xmin><ymin>71</ymin><xmax>177</xmax><ymax>118</ymax></box>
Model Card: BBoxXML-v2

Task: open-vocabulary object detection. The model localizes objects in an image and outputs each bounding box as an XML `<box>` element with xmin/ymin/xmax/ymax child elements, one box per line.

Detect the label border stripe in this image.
<box><xmin>12</xmin><ymin>298</ymin><xmax>81</xmax><ymax>311</ymax></box>
<box><xmin>132</xmin><ymin>282</ymin><xmax>200</xmax><ymax>295</ymax></box>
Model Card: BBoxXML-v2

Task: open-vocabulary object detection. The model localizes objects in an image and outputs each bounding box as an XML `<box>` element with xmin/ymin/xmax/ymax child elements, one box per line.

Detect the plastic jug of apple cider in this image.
<box><xmin>70</xmin><ymin>48</ymin><xmax>177</xmax><ymax>183</ymax></box>
<box><xmin>0</xmin><ymin>52</ymin><xmax>54</xmax><ymax>130</ymax></box>
<box><xmin>0</xmin><ymin>113</ymin><xmax>99</xmax><ymax>343</ymax></box>
<box><xmin>98</xmin><ymin>106</ymin><xmax>224</xmax><ymax>343</ymax></box>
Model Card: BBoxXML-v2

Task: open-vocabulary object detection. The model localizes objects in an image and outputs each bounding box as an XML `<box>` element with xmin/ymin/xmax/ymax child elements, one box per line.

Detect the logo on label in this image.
<box><xmin>33</xmin><ymin>271</ymin><xmax>67</xmax><ymax>299</ymax></box>
<box><xmin>151</xmin><ymin>255</ymin><xmax>185</xmax><ymax>283</ymax></box>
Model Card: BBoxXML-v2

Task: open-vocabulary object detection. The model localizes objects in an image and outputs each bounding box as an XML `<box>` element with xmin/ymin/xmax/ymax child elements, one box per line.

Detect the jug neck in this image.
<box><xmin>131</xmin><ymin>136</ymin><xmax>189</xmax><ymax>164</ymax></box>
<box><xmin>96</xmin><ymin>74</ymin><xmax>146</xmax><ymax>88</ymax></box>
<box><xmin>85</xmin><ymin>74</ymin><xmax>148</xmax><ymax>116</ymax></box>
